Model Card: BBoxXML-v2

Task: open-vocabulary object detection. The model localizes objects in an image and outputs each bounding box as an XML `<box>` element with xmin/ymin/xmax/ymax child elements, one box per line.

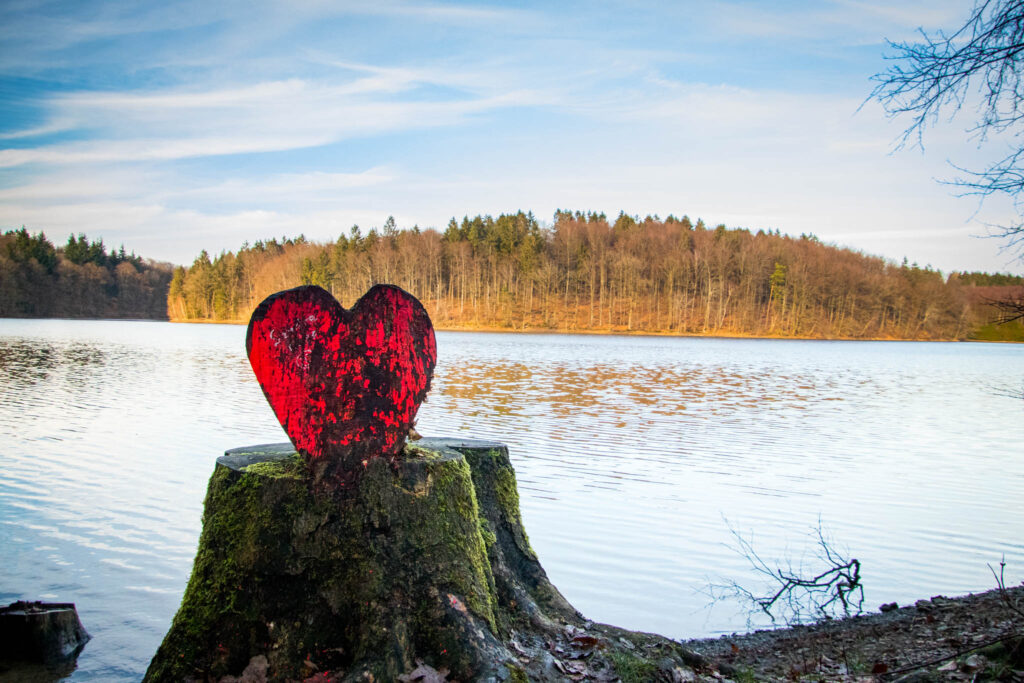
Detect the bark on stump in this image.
<box><xmin>146</xmin><ymin>438</ymin><xmax>707</xmax><ymax>682</ymax></box>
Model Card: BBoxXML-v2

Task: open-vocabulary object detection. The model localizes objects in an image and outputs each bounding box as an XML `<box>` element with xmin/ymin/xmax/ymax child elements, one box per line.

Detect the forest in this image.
<box><xmin>0</xmin><ymin>228</ymin><xmax>173</xmax><ymax>319</ymax></box>
<box><xmin>165</xmin><ymin>211</ymin><xmax>1024</xmax><ymax>341</ymax></box>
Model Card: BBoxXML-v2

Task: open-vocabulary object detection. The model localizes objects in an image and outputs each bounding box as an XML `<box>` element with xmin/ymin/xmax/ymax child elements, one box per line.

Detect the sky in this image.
<box><xmin>2</xmin><ymin>0</ymin><xmax>1023</xmax><ymax>274</ymax></box>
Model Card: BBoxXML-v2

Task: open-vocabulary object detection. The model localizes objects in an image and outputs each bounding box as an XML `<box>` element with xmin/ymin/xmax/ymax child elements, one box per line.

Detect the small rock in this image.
<box><xmin>880</xmin><ymin>601</ymin><xmax>899</xmax><ymax>613</ymax></box>
<box><xmin>538</xmin><ymin>652</ymin><xmax>557</xmax><ymax>674</ymax></box>
<box><xmin>220</xmin><ymin>654</ymin><xmax>269</xmax><ymax>683</ymax></box>
<box><xmin>398</xmin><ymin>661</ymin><xmax>449</xmax><ymax>683</ymax></box>
<box><xmin>508</xmin><ymin>637</ymin><xmax>528</xmax><ymax>656</ymax></box>
<box><xmin>671</xmin><ymin>666</ymin><xmax>695</xmax><ymax>682</ymax></box>
<box><xmin>962</xmin><ymin>654</ymin><xmax>983</xmax><ymax>672</ymax></box>
<box><xmin>572</xmin><ymin>635</ymin><xmax>599</xmax><ymax>649</ymax></box>
<box><xmin>899</xmin><ymin>673</ymin><xmax>938</xmax><ymax>683</ymax></box>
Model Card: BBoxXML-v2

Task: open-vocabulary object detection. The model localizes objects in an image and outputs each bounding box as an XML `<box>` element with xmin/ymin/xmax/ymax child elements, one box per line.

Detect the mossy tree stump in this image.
<box><xmin>146</xmin><ymin>438</ymin><xmax>708</xmax><ymax>682</ymax></box>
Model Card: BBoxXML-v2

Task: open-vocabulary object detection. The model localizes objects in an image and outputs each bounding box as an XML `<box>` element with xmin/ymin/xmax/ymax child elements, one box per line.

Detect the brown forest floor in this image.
<box><xmin>682</xmin><ymin>586</ymin><xmax>1024</xmax><ymax>682</ymax></box>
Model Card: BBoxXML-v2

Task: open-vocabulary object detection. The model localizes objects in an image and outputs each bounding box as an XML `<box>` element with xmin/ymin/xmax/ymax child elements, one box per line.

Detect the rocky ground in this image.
<box><xmin>682</xmin><ymin>586</ymin><xmax>1024</xmax><ymax>682</ymax></box>
<box><xmin>2</xmin><ymin>588</ymin><xmax>1020</xmax><ymax>682</ymax></box>
<box><xmin>383</xmin><ymin>584</ymin><xmax>1024</xmax><ymax>683</ymax></box>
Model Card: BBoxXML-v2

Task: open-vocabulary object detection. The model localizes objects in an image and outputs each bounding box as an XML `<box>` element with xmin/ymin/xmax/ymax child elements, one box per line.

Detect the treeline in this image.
<box><xmin>166</xmin><ymin>210</ymin><xmax>1023</xmax><ymax>340</ymax></box>
<box><xmin>0</xmin><ymin>228</ymin><xmax>173</xmax><ymax>319</ymax></box>
<box><xmin>949</xmin><ymin>271</ymin><xmax>1024</xmax><ymax>286</ymax></box>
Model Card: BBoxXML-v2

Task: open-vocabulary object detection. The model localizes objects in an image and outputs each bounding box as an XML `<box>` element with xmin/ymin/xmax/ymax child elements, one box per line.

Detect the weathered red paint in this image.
<box><xmin>246</xmin><ymin>284</ymin><xmax>436</xmax><ymax>465</ymax></box>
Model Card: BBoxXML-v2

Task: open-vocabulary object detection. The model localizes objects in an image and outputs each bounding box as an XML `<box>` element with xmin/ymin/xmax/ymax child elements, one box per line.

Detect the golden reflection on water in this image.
<box><xmin>438</xmin><ymin>359</ymin><xmax>836</xmax><ymax>419</ymax></box>
<box><xmin>412</xmin><ymin>335</ymin><xmax>1024</xmax><ymax>648</ymax></box>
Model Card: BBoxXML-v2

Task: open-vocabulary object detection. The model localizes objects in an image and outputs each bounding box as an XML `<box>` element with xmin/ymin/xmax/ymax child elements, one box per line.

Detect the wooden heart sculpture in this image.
<box><xmin>246</xmin><ymin>284</ymin><xmax>436</xmax><ymax>468</ymax></box>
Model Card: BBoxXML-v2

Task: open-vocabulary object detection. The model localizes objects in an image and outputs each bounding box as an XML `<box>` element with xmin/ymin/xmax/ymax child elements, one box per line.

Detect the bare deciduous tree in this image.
<box><xmin>988</xmin><ymin>291</ymin><xmax>1024</xmax><ymax>323</ymax></box>
<box><xmin>872</xmin><ymin>0</ymin><xmax>1024</xmax><ymax>253</ymax></box>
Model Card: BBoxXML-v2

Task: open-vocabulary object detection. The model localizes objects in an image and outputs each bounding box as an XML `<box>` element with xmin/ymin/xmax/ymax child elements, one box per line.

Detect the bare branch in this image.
<box><xmin>706</xmin><ymin>519</ymin><xmax>864</xmax><ymax>627</ymax></box>
<box><xmin>989</xmin><ymin>555</ymin><xmax>1024</xmax><ymax>618</ymax></box>
<box><xmin>871</xmin><ymin>0</ymin><xmax>1024</xmax><ymax>244</ymax></box>
<box><xmin>985</xmin><ymin>291</ymin><xmax>1024</xmax><ymax>322</ymax></box>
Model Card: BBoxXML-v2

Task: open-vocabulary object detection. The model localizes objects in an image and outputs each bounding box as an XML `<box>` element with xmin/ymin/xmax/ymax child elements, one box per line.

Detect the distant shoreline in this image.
<box><xmin>164</xmin><ymin>316</ymin><xmax>1004</xmax><ymax>342</ymax></box>
<box><xmin>3</xmin><ymin>315</ymin><xmax>1018</xmax><ymax>342</ymax></box>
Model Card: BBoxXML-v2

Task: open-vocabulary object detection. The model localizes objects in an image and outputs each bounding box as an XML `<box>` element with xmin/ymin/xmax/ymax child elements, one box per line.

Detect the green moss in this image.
<box><xmin>733</xmin><ymin>665</ymin><xmax>758</xmax><ymax>683</ymax></box>
<box><xmin>980</xmin><ymin>636</ymin><xmax>1024</xmax><ymax>677</ymax></box>
<box><xmin>403</xmin><ymin>443</ymin><xmax>442</xmax><ymax>460</ymax></box>
<box><xmin>492</xmin><ymin>463</ymin><xmax>520</xmax><ymax>522</ymax></box>
<box><xmin>609</xmin><ymin>651</ymin><xmax>658</xmax><ymax>683</ymax></box>
<box><xmin>241</xmin><ymin>453</ymin><xmax>305</xmax><ymax>479</ymax></box>
<box><xmin>478</xmin><ymin>518</ymin><xmax>497</xmax><ymax>549</ymax></box>
<box><xmin>312</xmin><ymin>447</ymin><xmax>500</xmax><ymax>663</ymax></box>
<box><xmin>400</xmin><ymin>453</ymin><xmax>498</xmax><ymax>631</ymax></box>
<box><xmin>146</xmin><ymin>463</ymin><xmax>316</xmax><ymax>680</ymax></box>
<box><xmin>491</xmin><ymin>457</ymin><xmax>535</xmax><ymax>559</ymax></box>
<box><xmin>504</xmin><ymin>661</ymin><xmax>529</xmax><ymax>682</ymax></box>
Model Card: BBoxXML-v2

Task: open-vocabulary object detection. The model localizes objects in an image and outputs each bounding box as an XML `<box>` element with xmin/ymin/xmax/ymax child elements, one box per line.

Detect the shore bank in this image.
<box><xmin>685</xmin><ymin>586</ymin><xmax>1024</xmax><ymax>682</ymax></box>
<box><xmin>165</xmin><ymin>316</ymin><xmax>997</xmax><ymax>342</ymax></box>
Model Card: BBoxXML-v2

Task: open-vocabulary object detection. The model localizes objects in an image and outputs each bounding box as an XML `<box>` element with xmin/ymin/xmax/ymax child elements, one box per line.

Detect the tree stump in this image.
<box><xmin>145</xmin><ymin>438</ymin><xmax>708</xmax><ymax>682</ymax></box>
<box><xmin>0</xmin><ymin>601</ymin><xmax>90</xmax><ymax>662</ymax></box>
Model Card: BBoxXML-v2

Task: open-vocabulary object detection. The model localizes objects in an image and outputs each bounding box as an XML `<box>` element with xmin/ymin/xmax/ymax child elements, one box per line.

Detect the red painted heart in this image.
<box><xmin>246</xmin><ymin>284</ymin><xmax>436</xmax><ymax>466</ymax></box>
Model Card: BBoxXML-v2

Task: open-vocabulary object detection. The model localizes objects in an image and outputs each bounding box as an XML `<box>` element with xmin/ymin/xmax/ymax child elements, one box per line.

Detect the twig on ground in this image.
<box><xmin>990</xmin><ymin>555</ymin><xmax>1024</xmax><ymax>619</ymax></box>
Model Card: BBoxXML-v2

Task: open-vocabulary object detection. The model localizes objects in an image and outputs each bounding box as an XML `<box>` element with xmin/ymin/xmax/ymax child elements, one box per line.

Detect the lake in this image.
<box><xmin>1</xmin><ymin>319</ymin><xmax>1023</xmax><ymax>680</ymax></box>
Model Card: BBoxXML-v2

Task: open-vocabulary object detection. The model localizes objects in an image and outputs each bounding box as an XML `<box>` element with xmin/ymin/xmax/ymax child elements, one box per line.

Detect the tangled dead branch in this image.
<box><xmin>707</xmin><ymin>519</ymin><xmax>864</xmax><ymax>627</ymax></box>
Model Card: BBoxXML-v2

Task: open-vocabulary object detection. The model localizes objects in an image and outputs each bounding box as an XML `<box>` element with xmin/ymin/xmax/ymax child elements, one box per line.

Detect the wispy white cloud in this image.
<box><xmin>0</xmin><ymin>120</ymin><xmax>76</xmax><ymax>140</ymax></box>
<box><xmin>0</xmin><ymin>0</ymin><xmax>234</xmax><ymax>68</ymax></box>
<box><xmin>0</xmin><ymin>135</ymin><xmax>322</xmax><ymax>167</ymax></box>
<box><xmin>354</xmin><ymin>0</ymin><xmax>534</xmax><ymax>25</ymax></box>
<box><xmin>0</xmin><ymin>0</ymin><xmax>535</xmax><ymax>75</ymax></box>
<box><xmin>0</xmin><ymin>166</ymin><xmax>394</xmax><ymax>204</ymax></box>
<box><xmin>1</xmin><ymin>0</ymin><xmax>1020</xmax><ymax>274</ymax></box>
<box><xmin>0</xmin><ymin>76</ymin><xmax>551</xmax><ymax>167</ymax></box>
<box><xmin>709</xmin><ymin>0</ymin><xmax>964</xmax><ymax>44</ymax></box>
<box><xmin>0</xmin><ymin>66</ymin><xmax>1006</xmax><ymax>271</ymax></box>
<box><xmin>0</xmin><ymin>161</ymin><xmax>407</xmax><ymax>262</ymax></box>
<box><xmin>0</xmin><ymin>199</ymin><xmax>407</xmax><ymax>264</ymax></box>
<box><xmin>177</xmin><ymin>168</ymin><xmax>397</xmax><ymax>201</ymax></box>
<box><xmin>833</xmin><ymin>0</ymin><xmax>963</xmax><ymax>35</ymax></box>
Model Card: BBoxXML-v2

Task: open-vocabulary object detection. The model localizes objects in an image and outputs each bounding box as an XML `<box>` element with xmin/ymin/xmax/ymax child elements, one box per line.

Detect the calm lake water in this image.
<box><xmin>1</xmin><ymin>319</ymin><xmax>1023</xmax><ymax>680</ymax></box>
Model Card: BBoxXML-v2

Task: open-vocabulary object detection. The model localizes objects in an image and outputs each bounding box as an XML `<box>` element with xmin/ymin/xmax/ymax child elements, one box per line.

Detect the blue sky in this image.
<box><xmin>2</xmin><ymin>0</ymin><xmax>1022</xmax><ymax>274</ymax></box>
